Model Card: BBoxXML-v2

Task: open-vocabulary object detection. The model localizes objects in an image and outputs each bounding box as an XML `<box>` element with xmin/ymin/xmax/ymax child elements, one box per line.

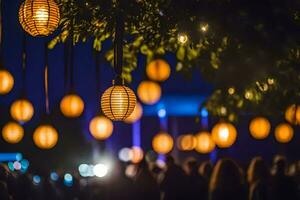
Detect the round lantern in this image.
<box><xmin>124</xmin><ymin>103</ymin><xmax>143</xmax><ymax>123</ymax></box>
<box><xmin>19</xmin><ymin>0</ymin><xmax>60</xmax><ymax>37</ymax></box>
<box><xmin>195</xmin><ymin>132</ymin><xmax>215</xmax><ymax>154</ymax></box>
<box><xmin>285</xmin><ymin>104</ymin><xmax>300</xmax><ymax>125</ymax></box>
<box><xmin>146</xmin><ymin>59</ymin><xmax>171</xmax><ymax>82</ymax></box>
<box><xmin>212</xmin><ymin>122</ymin><xmax>237</xmax><ymax>148</ymax></box>
<box><xmin>249</xmin><ymin>117</ymin><xmax>271</xmax><ymax>139</ymax></box>
<box><xmin>131</xmin><ymin>146</ymin><xmax>144</xmax><ymax>164</ymax></box>
<box><xmin>152</xmin><ymin>132</ymin><xmax>174</xmax><ymax>154</ymax></box>
<box><xmin>10</xmin><ymin>99</ymin><xmax>34</xmax><ymax>123</ymax></box>
<box><xmin>137</xmin><ymin>81</ymin><xmax>161</xmax><ymax>105</ymax></box>
<box><xmin>33</xmin><ymin>124</ymin><xmax>58</xmax><ymax>149</ymax></box>
<box><xmin>177</xmin><ymin>134</ymin><xmax>196</xmax><ymax>151</ymax></box>
<box><xmin>2</xmin><ymin>122</ymin><xmax>24</xmax><ymax>144</ymax></box>
<box><xmin>101</xmin><ymin>84</ymin><xmax>136</xmax><ymax>121</ymax></box>
<box><xmin>274</xmin><ymin>123</ymin><xmax>294</xmax><ymax>143</ymax></box>
<box><xmin>0</xmin><ymin>69</ymin><xmax>14</xmax><ymax>95</ymax></box>
<box><xmin>89</xmin><ymin>116</ymin><xmax>113</xmax><ymax>140</ymax></box>
<box><xmin>60</xmin><ymin>94</ymin><xmax>85</xmax><ymax>118</ymax></box>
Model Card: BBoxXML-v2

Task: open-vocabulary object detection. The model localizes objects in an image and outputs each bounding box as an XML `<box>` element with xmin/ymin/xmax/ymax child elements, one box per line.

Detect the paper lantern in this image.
<box><xmin>137</xmin><ymin>81</ymin><xmax>161</xmax><ymax>105</ymax></box>
<box><xmin>60</xmin><ymin>94</ymin><xmax>84</xmax><ymax>118</ymax></box>
<box><xmin>275</xmin><ymin>123</ymin><xmax>294</xmax><ymax>143</ymax></box>
<box><xmin>19</xmin><ymin>0</ymin><xmax>60</xmax><ymax>36</ymax></box>
<box><xmin>131</xmin><ymin>146</ymin><xmax>144</xmax><ymax>164</ymax></box>
<box><xmin>0</xmin><ymin>69</ymin><xmax>14</xmax><ymax>94</ymax></box>
<box><xmin>285</xmin><ymin>104</ymin><xmax>300</xmax><ymax>125</ymax></box>
<box><xmin>124</xmin><ymin>103</ymin><xmax>143</xmax><ymax>123</ymax></box>
<box><xmin>10</xmin><ymin>99</ymin><xmax>34</xmax><ymax>123</ymax></box>
<box><xmin>89</xmin><ymin>116</ymin><xmax>113</xmax><ymax>140</ymax></box>
<box><xmin>33</xmin><ymin>125</ymin><xmax>58</xmax><ymax>149</ymax></box>
<box><xmin>195</xmin><ymin>132</ymin><xmax>215</xmax><ymax>153</ymax></box>
<box><xmin>249</xmin><ymin>117</ymin><xmax>271</xmax><ymax>139</ymax></box>
<box><xmin>101</xmin><ymin>84</ymin><xmax>136</xmax><ymax>121</ymax></box>
<box><xmin>177</xmin><ymin>134</ymin><xmax>196</xmax><ymax>151</ymax></box>
<box><xmin>152</xmin><ymin>132</ymin><xmax>174</xmax><ymax>154</ymax></box>
<box><xmin>146</xmin><ymin>59</ymin><xmax>171</xmax><ymax>82</ymax></box>
<box><xmin>212</xmin><ymin>122</ymin><xmax>237</xmax><ymax>148</ymax></box>
<box><xmin>2</xmin><ymin>122</ymin><xmax>24</xmax><ymax>144</ymax></box>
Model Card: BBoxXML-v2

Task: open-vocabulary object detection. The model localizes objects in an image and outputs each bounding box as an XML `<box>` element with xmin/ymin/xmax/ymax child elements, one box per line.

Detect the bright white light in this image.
<box><xmin>118</xmin><ymin>147</ymin><xmax>133</xmax><ymax>162</ymax></box>
<box><xmin>13</xmin><ymin>161</ymin><xmax>21</xmax><ymax>170</ymax></box>
<box><xmin>64</xmin><ymin>173</ymin><xmax>73</xmax><ymax>182</ymax></box>
<box><xmin>158</xmin><ymin>108</ymin><xmax>166</xmax><ymax>118</ymax></box>
<box><xmin>219</xmin><ymin>127</ymin><xmax>229</xmax><ymax>141</ymax></box>
<box><xmin>93</xmin><ymin>163</ymin><xmax>108</xmax><ymax>178</ymax></box>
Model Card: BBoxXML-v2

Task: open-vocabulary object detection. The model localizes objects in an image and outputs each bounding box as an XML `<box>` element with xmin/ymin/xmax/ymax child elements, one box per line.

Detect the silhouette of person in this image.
<box><xmin>160</xmin><ymin>155</ymin><xmax>187</xmax><ymax>200</ymax></box>
<box><xmin>269</xmin><ymin>155</ymin><xmax>298</xmax><ymax>200</ymax></box>
<box><xmin>209</xmin><ymin>158</ymin><xmax>247</xmax><ymax>200</ymax></box>
<box><xmin>247</xmin><ymin>157</ymin><xmax>270</xmax><ymax>200</ymax></box>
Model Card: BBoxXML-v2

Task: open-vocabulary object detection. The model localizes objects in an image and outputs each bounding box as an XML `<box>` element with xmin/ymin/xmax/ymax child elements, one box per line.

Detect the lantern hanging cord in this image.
<box><xmin>21</xmin><ymin>33</ymin><xmax>27</xmax><ymax>97</ymax></box>
<box><xmin>44</xmin><ymin>42</ymin><xmax>50</xmax><ymax>115</ymax></box>
<box><xmin>64</xmin><ymin>40</ymin><xmax>70</xmax><ymax>92</ymax></box>
<box><xmin>70</xmin><ymin>19</ymin><xmax>75</xmax><ymax>90</ymax></box>
<box><xmin>95</xmin><ymin>50</ymin><xmax>103</xmax><ymax>114</ymax></box>
<box><xmin>113</xmin><ymin>8</ymin><xmax>124</xmax><ymax>85</ymax></box>
<box><xmin>0</xmin><ymin>0</ymin><xmax>3</xmax><ymax>57</ymax></box>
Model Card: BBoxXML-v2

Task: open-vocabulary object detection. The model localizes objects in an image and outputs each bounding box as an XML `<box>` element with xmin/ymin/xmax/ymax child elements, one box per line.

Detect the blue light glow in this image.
<box><xmin>50</xmin><ymin>172</ymin><xmax>59</xmax><ymax>181</ymax></box>
<box><xmin>20</xmin><ymin>159</ymin><xmax>29</xmax><ymax>170</ymax></box>
<box><xmin>201</xmin><ymin>108</ymin><xmax>209</xmax><ymax>117</ymax></box>
<box><xmin>158</xmin><ymin>108</ymin><xmax>166</xmax><ymax>118</ymax></box>
<box><xmin>7</xmin><ymin>162</ymin><xmax>14</xmax><ymax>171</ymax></box>
<box><xmin>64</xmin><ymin>173</ymin><xmax>73</xmax><ymax>186</ymax></box>
<box><xmin>0</xmin><ymin>153</ymin><xmax>23</xmax><ymax>162</ymax></box>
<box><xmin>33</xmin><ymin>175</ymin><xmax>41</xmax><ymax>185</ymax></box>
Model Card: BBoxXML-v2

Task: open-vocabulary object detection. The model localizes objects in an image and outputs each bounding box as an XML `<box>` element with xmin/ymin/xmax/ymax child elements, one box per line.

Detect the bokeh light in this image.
<box><xmin>118</xmin><ymin>147</ymin><xmax>133</xmax><ymax>162</ymax></box>
<box><xmin>249</xmin><ymin>117</ymin><xmax>271</xmax><ymax>139</ymax></box>
<box><xmin>275</xmin><ymin>123</ymin><xmax>294</xmax><ymax>143</ymax></box>
<box><xmin>195</xmin><ymin>132</ymin><xmax>215</xmax><ymax>154</ymax></box>
<box><xmin>93</xmin><ymin>163</ymin><xmax>108</xmax><ymax>178</ymax></box>
<box><xmin>212</xmin><ymin>122</ymin><xmax>237</xmax><ymax>148</ymax></box>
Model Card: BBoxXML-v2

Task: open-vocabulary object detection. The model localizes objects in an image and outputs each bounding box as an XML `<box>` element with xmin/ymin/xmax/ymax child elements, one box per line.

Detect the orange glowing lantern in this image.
<box><xmin>0</xmin><ymin>69</ymin><xmax>14</xmax><ymax>95</ymax></box>
<box><xmin>10</xmin><ymin>99</ymin><xmax>34</xmax><ymax>123</ymax></box>
<box><xmin>195</xmin><ymin>132</ymin><xmax>215</xmax><ymax>153</ymax></box>
<box><xmin>60</xmin><ymin>94</ymin><xmax>85</xmax><ymax>118</ymax></box>
<box><xmin>101</xmin><ymin>84</ymin><xmax>136</xmax><ymax>121</ymax></box>
<box><xmin>212</xmin><ymin>122</ymin><xmax>237</xmax><ymax>148</ymax></box>
<box><xmin>124</xmin><ymin>103</ymin><xmax>143</xmax><ymax>124</ymax></box>
<box><xmin>146</xmin><ymin>59</ymin><xmax>171</xmax><ymax>82</ymax></box>
<box><xmin>177</xmin><ymin>134</ymin><xmax>196</xmax><ymax>151</ymax></box>
<box><xmin>137</xmin><ymin>81</ymin><xmax>161</xmax><ymax>105</ymax></box>
<box><xmin>89</xmin><ymin>116</ymin><xmax>113</xmax><ymax>140</ymax></box>
<box><xmin>249</xmin><ymin>117</ymin><xmax>271</xmax><ymax>139</ymax></box>
<box><xmin>274</xmin><ymin>123</ymin><xmax>294</xmax><ymax>143</ymax></box>
<box><xmin>152</xmin><ymin>132</ymin><xmax>174</xmax><ymax>154</ymax></box>
<box><xmin>131</xmin><ymin>146</ymin><xmax>144</xmax><ymax>164</ymax></box>
<box><xmin>19</xmin><ymin>0</ymin><xmax>60</xmax><ymax>37</ymax></box>
<box><xmin>2</xmin><ymin>122</ymin><xmax>24</xmax><ymax>144</ymax></box>
<box><xmin>285</xmin><ymin>104</ymin><xmax>300</xmax><ymax>125</ymax></box>
<box><xmin>33</xmin><ymin>124</ymin><xmax>58</xmax><ymax>149</ymax></box>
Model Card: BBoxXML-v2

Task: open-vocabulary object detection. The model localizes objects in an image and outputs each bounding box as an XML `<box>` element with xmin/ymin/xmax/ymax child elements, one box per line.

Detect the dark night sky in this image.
<box><xmin>0</xmin><ymin>1</ymin><xmax>299</xmax><ymax>171</ymax></box>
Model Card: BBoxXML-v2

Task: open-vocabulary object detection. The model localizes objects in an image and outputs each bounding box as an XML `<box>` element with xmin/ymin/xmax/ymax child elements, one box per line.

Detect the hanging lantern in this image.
<box><xmin>212</xmin><ymin>122</ymin><xmax>237</xmax><ymax>148</ymax></box>
<box><xmin>10</xmin><ymin>99</ymin><xmax>34</xmax><ymax>123</ymax></box>
<box><xmin>137</xmin><ymin>81</ymin><xmax>161</xmax><ymax>105</ymax></box>
<box><xmin>2</xmin><ymin>122</ymin><xmax>24</xmax><ymax>144</ymax></box>
<box><xmin>0</xmin><ymin>69</ymin><xmax>14</xmax><ymax>95</ymax></box>
<box><xmin>101</xmin><ymin>83</ymin><xmax>136</xmax><ymax>121</ymax></box>
<box><xmin>177</xmin><ymin>134</ymin><xmax>196</xmax><ymax>151</ymax></box>
<box><xmin>19</xmin><ymin>0</ymin><xmax>60</xmax><ymax>37</ymax></box>
<box><xmin>146</xmin><ymin>59</ymin><xmax>171</xmax><ymax>82</ymax></box>
<box><xmin>131</xmin><ymin>146</ymin><xmax>144</xmax><ymax>164</ymax></box>
<box><xmin>249</xmin><ymin>117</ymin><xmax>271</xmax><ymax>139</ymax></box>
<box><xmin>89</xmin><ymin>116</ymin><xmax>113</xmax><ymax>140</ymax></box>
<box><xmin>152</xmin><ymin>132</ymin><xmax>174</xmax><ymax>154</ymax></box>
<box><xmin>33</xmin><ymin>124</ymin><xmax>58</xmax><ymax>149</ymax></box>
<box><xmin>274</xmin><ymin>123</ymin><xmax>294</xmax><ymax>143</ymax></box>
<box><xmin>195</xmin><ymin>132</ymin><xmax>215</xmax><ymax>154</ymax></box>
<box><xmin>285</xmin><ymin>104</ymin><xmax>300</xmax><ymax>125</ymax></box>
<box><xmin>60</xmin><ymin>94</ymin><xmax>84</xmax><ymax>118</ymax></box>
<box><xmin>124</xmin><ymin>103</ymin><xmax>143</xmax><ymax>124</ymax></box>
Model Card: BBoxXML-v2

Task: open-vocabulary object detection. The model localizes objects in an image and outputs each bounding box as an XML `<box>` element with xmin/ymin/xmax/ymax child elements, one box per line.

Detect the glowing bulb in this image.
<box><xmin>219</xmin><ymin>127</ymin><xmax>229</xmax><ymax>141</ymax></box>
<box><xmin>200</xmin><ymin>23</ymin><xmax>209</xmax><ymax>32</ymax></box>
<box><xmin>177</xmin><ymin>33</ymin><xmax>188</xmax><ymax>44</ymax></box>
<box><xmin>228</xmin><ymin>87</ymin><xmax>235</xmax><ymax>95</ymax></box>
<box><xmin>158</xmin><ymin>108</ymin><xmax>166</xmax><ymax>118</ymax></box>
<box><xmin>93</xmin><ymin>163</ymin><xmax>108</xmax><ymax>178</ymax></box>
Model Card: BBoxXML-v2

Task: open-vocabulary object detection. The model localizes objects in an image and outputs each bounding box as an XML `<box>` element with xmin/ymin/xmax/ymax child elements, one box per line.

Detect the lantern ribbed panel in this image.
<box><xmin>101</xmin><ymin>85</ymin><xmax>136</xmax><ymax>121</ymax></box>
<box><xmin>19</xmin><ymin>0</ymin><xmax>60</xmax><ymax>36</ymax></box>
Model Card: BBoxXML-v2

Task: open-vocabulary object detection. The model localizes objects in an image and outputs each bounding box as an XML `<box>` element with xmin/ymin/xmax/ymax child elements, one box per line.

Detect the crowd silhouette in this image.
<box><xmin>0</xmin><ymin>155</ymin><xmax>299</xmax><ymax>200</ymax></box>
